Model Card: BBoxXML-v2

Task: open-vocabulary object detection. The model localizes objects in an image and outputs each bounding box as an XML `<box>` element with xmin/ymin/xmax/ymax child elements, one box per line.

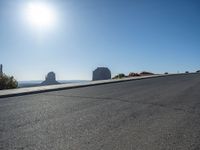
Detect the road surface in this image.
<box><xmin>0</xmin><ymin>73</ymin><xmax>200</xmax><ymax>150</ymax></box>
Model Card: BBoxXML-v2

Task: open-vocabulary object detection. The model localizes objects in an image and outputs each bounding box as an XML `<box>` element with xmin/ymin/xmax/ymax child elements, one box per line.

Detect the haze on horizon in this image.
<box><xmin>0</xmin><ymin>0</ymin><xmax>200</xmax><ymax>81</ymax></box>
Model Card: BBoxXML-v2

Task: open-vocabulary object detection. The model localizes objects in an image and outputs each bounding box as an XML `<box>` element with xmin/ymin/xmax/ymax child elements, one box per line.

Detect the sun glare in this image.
<box><xmin>25</xmin><ymin>2</ymin><xmax>56</xmax><ymax>29</ymax></box>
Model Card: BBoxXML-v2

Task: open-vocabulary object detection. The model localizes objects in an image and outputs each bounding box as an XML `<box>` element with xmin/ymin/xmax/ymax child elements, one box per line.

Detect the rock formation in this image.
<box><xmin>41</xmin><ymin>72</ymin><xmax>60</xmax><ymax>85</ymax></box>
<box><xmin>92</xmin><ymin>67</ymin><xmax>111</xmax><ymax>81</ymax></box>
<box><xmin>0</xmin><ymin>64</ymin><xmax>2</xmax><ymax>76</ymax></box>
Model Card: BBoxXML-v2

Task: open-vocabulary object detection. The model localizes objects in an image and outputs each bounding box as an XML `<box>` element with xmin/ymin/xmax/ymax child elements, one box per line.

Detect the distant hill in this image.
<box><xmin>18</xmin><ymin>80</ymin><xmax>90</xmax><ymax>88</ymax></box>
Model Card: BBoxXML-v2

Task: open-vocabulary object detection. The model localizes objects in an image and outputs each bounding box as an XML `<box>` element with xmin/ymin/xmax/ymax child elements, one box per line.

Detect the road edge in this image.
<box><xmin>0</xmin><ymin>73</ymin><xmax>196</xmax><ymax>98</ymax></box>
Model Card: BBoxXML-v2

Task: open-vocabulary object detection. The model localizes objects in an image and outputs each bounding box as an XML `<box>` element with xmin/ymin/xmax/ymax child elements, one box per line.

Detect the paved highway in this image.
<box><xmin>0</xmin><ymin>73</ymin><xmax>200</xmax><ymax>150</ymax></box>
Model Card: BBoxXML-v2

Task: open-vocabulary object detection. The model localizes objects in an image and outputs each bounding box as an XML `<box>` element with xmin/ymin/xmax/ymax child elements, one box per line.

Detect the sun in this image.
<box><xmin>25</xmin><ymin>2</ymin><xmax>56</xmax><ymax>29</ymax></box>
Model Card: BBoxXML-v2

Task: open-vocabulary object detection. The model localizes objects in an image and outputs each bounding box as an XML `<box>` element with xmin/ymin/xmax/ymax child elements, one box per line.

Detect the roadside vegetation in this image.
<box><xmin>113</xmin><ymin>71</ymin><xmax>155</xmax><ymax>79</ymax></box>
<box><xmin>112</xmin><ymin>73</ymin><xmax>126</xmax><ymax>79</ymax></box>
<box><xmin>0</xmin><ymin>74</ymin><xmax>18</xmax><ymax>90</ymax></box>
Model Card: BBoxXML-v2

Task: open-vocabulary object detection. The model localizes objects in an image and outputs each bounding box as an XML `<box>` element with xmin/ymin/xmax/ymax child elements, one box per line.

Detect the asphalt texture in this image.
<box><xmin>0</xmin><ymin>73</ymin><xmax>200</xmax><ymax>150</ymax></box>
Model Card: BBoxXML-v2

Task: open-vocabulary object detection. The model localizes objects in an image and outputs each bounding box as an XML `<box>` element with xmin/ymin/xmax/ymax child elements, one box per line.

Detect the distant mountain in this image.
<box><xmin>18</xmin><ymin>80</ymin><xmax>90</xmax><ymax>88</ymax></box>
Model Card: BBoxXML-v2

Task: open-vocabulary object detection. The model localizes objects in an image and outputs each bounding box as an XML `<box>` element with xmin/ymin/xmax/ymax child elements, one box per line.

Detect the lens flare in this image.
<box><xmin>25</xmin><ymin>2</ymin><xmax>56</xmax><ymax>29</ymax></box>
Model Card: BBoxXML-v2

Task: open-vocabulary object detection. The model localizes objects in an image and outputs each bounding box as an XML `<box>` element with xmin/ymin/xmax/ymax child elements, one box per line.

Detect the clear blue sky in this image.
<box><xmin>0</xmin><ymin>0</ymin><xmax>200</xmax><ymax>81</ymax></box>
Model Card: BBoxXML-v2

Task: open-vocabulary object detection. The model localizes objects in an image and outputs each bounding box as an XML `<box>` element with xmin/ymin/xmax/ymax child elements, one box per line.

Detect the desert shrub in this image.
<box><xmin>0</xmin><ymin>74</ymin><xmax>18</xmax><ymax>90</ymax></box>
<box><xmin>140</xmin><ymin>71</ymin><xmax>154</xmax><ymax>76</ymax></box>
<box><xmin>112</xmin><ymin>73</ymin><xmax>126</xmax><ymax>79</ymax></box>
<box><xmin>129</xmin><ymin>72</ymin><xmax>140</xmax><ymax>77</ymax></box>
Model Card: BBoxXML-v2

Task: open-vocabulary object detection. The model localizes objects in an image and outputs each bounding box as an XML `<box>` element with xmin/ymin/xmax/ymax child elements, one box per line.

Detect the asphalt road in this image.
<box><xmin>1</xmin><ymin>73</ymin><xmax>200</xmax><ymax>150</ymax></box>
